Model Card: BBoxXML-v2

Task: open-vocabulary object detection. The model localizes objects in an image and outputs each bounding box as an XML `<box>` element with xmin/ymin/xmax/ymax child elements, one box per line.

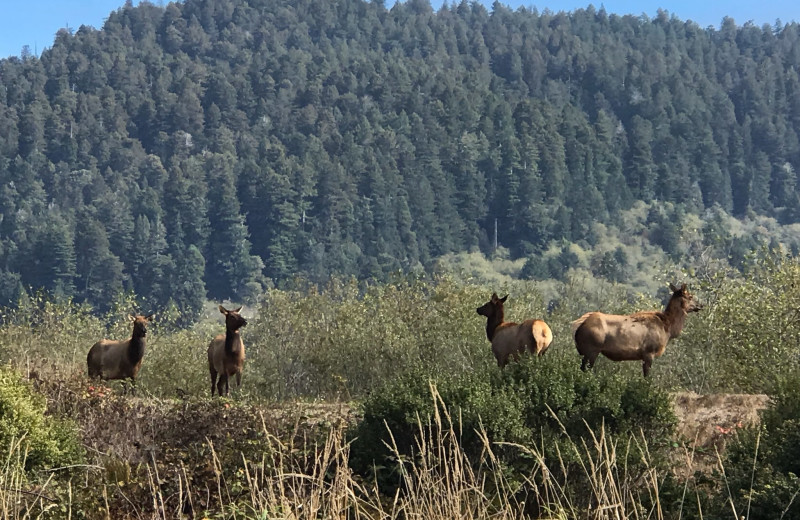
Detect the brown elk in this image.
<box><xmin>87</xmin><ymin>314</ymin><xmax>155</xmax><ymax>393</ymax></box>
<box><xmin>208</xmin><ymin>305</ymin><xmax>247</xmax><ymax>397</ymax></box>
<box><xmin>572</xmin><ymin>283</ymin><xmax>703</xmax><ymax>377</ymax></box>
<box><xmin>476</xmin><ymin>293</ymin><xmax>554</xmax><ymax>368</ymax></box>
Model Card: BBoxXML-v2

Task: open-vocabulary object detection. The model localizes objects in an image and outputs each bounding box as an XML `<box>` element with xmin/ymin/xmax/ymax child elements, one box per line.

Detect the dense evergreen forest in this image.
<box><xmin>1</xmin><ymin>0</ymin><xmax>799</xmax><ymax>321</ymax></box>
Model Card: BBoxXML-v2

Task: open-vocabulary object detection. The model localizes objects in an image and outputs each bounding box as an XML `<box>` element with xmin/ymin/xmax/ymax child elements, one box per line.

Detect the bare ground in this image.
<box><xmin>671</xmin><ymin>391</ymin><xmax>771</xmax><ymax>475</ymax></box>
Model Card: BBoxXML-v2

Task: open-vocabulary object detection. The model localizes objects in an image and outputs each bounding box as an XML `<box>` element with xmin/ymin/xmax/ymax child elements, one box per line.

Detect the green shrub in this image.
<box><xmin>664</xmin><ymin>248</ymin><xmax>800</xmax><ymax>393</ymax></box>
<box><xmin>0</xmin><ymin>292</ymin><xmax>105</xmax><ymax>374</ymax></box>
<box><xmin>707</xmin><ymin>370</ymin><xmax>800</xmax><ymax>519</ymax></box>
<box><xmin>244</xmin><ymin>275</ymin><xmax>501</xmax><ymax>400</ymax></box>
<box><xmin>348</xmin><ymin>353</ymin><xmax>676</xmax><ymax>499</ymax></box>
<box><xmin>0</xmin><ymin>365</ymin><xmax>83</xmax><ymax>471</ymax></box>
<box><xmin>138</xmin><ymin>327</ymin><xmax>212</xmax><ymax>397</ymax></box>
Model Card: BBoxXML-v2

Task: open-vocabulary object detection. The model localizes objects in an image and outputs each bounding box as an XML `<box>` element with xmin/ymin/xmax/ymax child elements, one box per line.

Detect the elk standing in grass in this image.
<box><xmin>87</xmin><ymin>314</ymin><xmax>155</xmax><ymax>394</ymax></box>
<box><xmin>208</xmin><ymin>305</ymin><xmax>247</xmax><ymax>397</ymax></box>
<box><xmin>572</xmin><ymin>283</ymin><xmax>703</xmax><ymax>377</ymax></box>
<box><xmin>477</xmin><ymin>293</ymin><xmax>553</xmax><ymax>368</ymax></box>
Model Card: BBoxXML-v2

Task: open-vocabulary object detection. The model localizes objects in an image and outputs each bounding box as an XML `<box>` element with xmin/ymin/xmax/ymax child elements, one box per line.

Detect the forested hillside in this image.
<box><xmin>1</xmin><ymin>0</ymin><xmax>799</xmax><ymax>320</ymax></box>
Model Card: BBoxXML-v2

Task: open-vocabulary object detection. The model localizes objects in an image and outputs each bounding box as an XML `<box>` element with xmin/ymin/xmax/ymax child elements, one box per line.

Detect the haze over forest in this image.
<box><xmin>1</xmin><ymin>0</ymin><xmax>799</xmax><ymax>321</ymax></box>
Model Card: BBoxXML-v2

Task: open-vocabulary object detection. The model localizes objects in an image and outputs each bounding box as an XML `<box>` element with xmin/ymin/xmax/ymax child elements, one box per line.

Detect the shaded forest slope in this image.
<box><xmin>1</xmin><ymin>0</ymin><xmax>800</xmax><ymax>321</ymax></box>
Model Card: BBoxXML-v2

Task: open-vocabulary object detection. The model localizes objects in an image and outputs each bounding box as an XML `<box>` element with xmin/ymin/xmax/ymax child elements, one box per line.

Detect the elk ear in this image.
<box><xmin>669</xmin><ymin>283</ymin><xmax>678</xmax><ymax>292</ymax></box>
<box><xmin>499</xmin><ymin>294</ymin><xmax>508</xmax><ymax>303</ymax></box>
<box><xmin>490</xmin><ymin>292</ymin><xmax>499</xmax><ymax>301</ymax></box>
<box><xmin>145</xmin><ymin>313</ymin><xmax>155</xmax><ymax>322</ymax></box>
<box><xmin>680</xmin><ymin>283</ymin><xmax>688</xmax><ymax>291</ymax></box>
<box><xmin>232</xmin><ymin>306</ymin><xmax>243</xmax><ymax>313</ymax></box>
<box><xmin>127</xmin><ymin>314</ymin><xmax>136</xmax><ymax>322</ymax></box>
<box><xmin>219</xmin><ymin>305</ymin><xmax>228</xmax><ymax>315</ymax></box>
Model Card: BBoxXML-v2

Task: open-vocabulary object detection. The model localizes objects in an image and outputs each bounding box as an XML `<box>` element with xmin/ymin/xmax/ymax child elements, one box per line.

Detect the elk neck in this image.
<box><xmin>663</xmin><ymin>294</ymin><xmax>688</xmax><ymax>339</ymax></box>
<box><xmin>127</xmin><ymin>331</ymin><xmax>146</xmax><ymax>365</ymax></box>
<box><xmin>485</xmin><ymin>308</ymin><xmax>504</xmax><ymax>342</ymax></box>
<box><xmin>225</xmin><ymin>329</ymin><xmax>241</xmax><ymax>355</ymax></box>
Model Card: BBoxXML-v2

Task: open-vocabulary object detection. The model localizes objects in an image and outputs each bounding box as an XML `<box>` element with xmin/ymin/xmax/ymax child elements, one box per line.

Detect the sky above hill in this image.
<box><xmin>1</xmin><ymin>0</ymin><xmax>798</xmax><ymax>59</ymax></box>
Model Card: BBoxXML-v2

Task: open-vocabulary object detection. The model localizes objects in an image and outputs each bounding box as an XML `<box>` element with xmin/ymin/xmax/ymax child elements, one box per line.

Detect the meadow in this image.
<box><xmin>1</xmin><ymin>249</ymin><xmax>800</xmax><ymax>518</ymax></box>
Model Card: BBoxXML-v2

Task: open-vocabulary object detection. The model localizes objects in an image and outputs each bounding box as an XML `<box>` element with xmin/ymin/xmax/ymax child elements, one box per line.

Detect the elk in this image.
<box><xmin>572</xmin><ymin>283</ymin><xmax>703</xmax><ymax>377</ymax></box>
<box><xmin>476</xmin><ymin>293</ymin><xmax>553</xmax><ymax>368</ymax></box>
<box><xmin>86</xmin><ymin>314</ymin><xmax>155</xmax><ymax>394</ymax></box>
<box><xmin>208</xmin><ymin>305</ymin><xmax>247</xmax><ymax>397</ymax></box>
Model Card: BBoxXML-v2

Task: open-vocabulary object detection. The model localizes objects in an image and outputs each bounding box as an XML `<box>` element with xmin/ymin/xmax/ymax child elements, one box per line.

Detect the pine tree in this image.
<box><xmin>204</xmin><ymin>153</ymin><xmax>265</xmax><ymax>301</ymax></box>
<box><xmin>170</xmin><ymin>244</ymin><xmax>206</xmax><ymax>326</ymax></box>
<box><xmin>74</xmin><ymin>213</ymin><xmax>125</xmax><ymax>311</ymax></box>
<box><xmin>163</xmin><ymin>208</ymin><xmax>206</xmax><ymax>325</ymax></box>
<box><xmin>17</xmin><ymin>210</ymin><xmax>76</xmax><ymax>298</ymax></box>
<box><xmin>626</xmin><ymin>116</ymin><xmax>656</xmax><ymax>201</ymax></box>
<box><xmin>131</xmin><ymin>214</ymin><xmax>172</xmax><ymax>308</ymax></box>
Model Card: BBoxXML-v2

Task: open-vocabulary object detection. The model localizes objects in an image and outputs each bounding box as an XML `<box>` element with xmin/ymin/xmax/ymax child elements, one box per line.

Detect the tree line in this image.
<box><xmin>0</xmin><ymin>0</ymin><xmax>799</xmax><ymax>322</ymax></box>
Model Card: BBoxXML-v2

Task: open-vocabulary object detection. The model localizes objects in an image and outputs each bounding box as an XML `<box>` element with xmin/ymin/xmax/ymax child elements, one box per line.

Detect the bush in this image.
<box><xmin>707</xmin><ymin>370</ymin><xmax>800</xmax><ymax>519</ymax></box>
<box><xmin>0</xmin><ymin>365</ymin><xmax>83</xmax><ymax>471</ymax></box>
<box><xmin>664</xmin><ymin>248</ymin><xmax>800</xmax><ymax>393</ymax></box>
<box><xmin>348</xmin><ymin>353</ymin><xmax>676</xmax><ymax>502</ymax></box>
<box><xmin>244</xmin><ymin>275</ymin><xmax>503</xmax><ymax>400</ymax></box>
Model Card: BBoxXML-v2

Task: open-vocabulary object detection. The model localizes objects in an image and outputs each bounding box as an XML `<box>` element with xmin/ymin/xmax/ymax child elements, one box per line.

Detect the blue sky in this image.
<box><xmin>1</xmin><ymin>0</ymin><xmax>798</xmax><ymax>59</ymax></box>
<box><xmin>1</xmin><ymin>0</ymin><xmax>141</xmax><ymax>58</ymax></box>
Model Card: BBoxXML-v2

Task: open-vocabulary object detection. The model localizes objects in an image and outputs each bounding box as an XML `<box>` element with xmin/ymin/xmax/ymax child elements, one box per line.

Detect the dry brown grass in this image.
<box><xmin>671</xmin><ymin>391</ymin><xmax>770</xmax><ymax>477</ymax></box>
<box><xmin>0</xmin><ymin>381</ymin><xmax>760</xmax><ymax>519</ymax></box>
<box><xmin>180</xmin><ymin>385</ymin><xmax>529</xmax><ymax>519</ymax></box>
<box><xmin>0</xmin><ymin>439</ymin><xmax>59</xmax><ymax>520</ymax></box>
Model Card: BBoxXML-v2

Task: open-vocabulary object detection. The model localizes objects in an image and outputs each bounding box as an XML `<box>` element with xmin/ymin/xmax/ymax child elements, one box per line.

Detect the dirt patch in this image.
<box><xmin>671</xmin><ymin>391</ymin><xmax>770</xmax><ymax>475</ymax></box>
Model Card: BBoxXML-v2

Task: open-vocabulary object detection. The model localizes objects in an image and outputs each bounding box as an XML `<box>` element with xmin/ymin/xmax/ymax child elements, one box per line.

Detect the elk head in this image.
<box><xmin>669</xmin><ymin>283</ymin><xmax>703</xmax><ymax>313</ymax></box>
<box><xmin>129</xmin><ymin>314</ymin><xmax>155</xmax><ymax>336</ymax></box>
<box><xmin>219</xmin><ymin>305</ymin><xmax>247</xmax><ymax>331</ymax></box>
<box><xmin>477</xmin><ymin>293</ymin><xmax>507</xmax><ymax>318</ymax></box>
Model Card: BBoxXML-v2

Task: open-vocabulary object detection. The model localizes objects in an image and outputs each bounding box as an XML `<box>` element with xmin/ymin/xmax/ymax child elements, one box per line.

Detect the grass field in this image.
<box><xmin>2</xmin><ymin>253</ymin><xmax>800</xmax><ymax>518</ymax></box>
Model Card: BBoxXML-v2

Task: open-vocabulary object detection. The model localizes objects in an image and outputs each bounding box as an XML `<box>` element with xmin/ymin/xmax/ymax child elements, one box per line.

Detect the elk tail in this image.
<box><xmin>537</xmin><ymin>321</ymin><xmax>553</xmax><ymax>349</ymax></box>
<box><xmin>570</xmin><ymin>313</ymin><xmax>593</xmax><ymax>338</ymax></box>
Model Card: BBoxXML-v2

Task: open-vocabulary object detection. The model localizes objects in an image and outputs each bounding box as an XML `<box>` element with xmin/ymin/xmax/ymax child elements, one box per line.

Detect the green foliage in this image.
<box><xmin>5</xmin><ymin>252</ymin><xmax>800</xmax><ymax>515</ymax></box>
<box><xmin>1</xmin><ymin>0</ymin><xmax>800</xmax><ymax>322</ymax></box>
<box><xmin>138</xmin><ymin>327</ymin><xmax>211</xmax><ymax>398</ymax></box>
<box><xmin>707</xmin><ymin>370</ymin><xmax>800</xmax><ymax>519</ymax></box>
<box><xmin>348</xmin><ymin>354</ymin><xmax>676</xmax><ymax>502</ymax></box>
<box><xmin>244</xmin><ymin>275</ymin><xmax>497</xmax><ymax>400</ymax></box>
<box><xmin>0</xmin><ymin>292</ymin><xmax>106</xmax><ymax>371</ymax></box>
<box><xmin>0</xmin><ymin>365</ymin><xmax>83</xmax><ymax>471</ymax></box>
<box><xmin>664</xmin><ymin>248</ymin><xmax>800</xmax><ymax>392</ymax></box>
<box><xmin>4</xmin><ymin>253</ymin><xmax>800</xmax><ymax>404</ymax></box>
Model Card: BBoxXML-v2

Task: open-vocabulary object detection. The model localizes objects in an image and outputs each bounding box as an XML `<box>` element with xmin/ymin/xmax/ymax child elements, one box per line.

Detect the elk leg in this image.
<box><xmin>130</xmin><ymin>377</ymin><xmax>137</xmax><ymax>397</ymax></box>
<box><xmin>209</xmin><ymin>367</ymin><xmax>218</xmax><ymax>397</ymax></box>
<box><xmin>582</xmin><ymin>352</ymin><xmax>600</xmax><ymax>371</ymax></box>
<box><xmin>235</xmin><ymin>372</ymin><xmax>241</xmax><ymax>389</ymax></box>
<box><xmin>217</xmin><ymin>374</ymin><xmax>227</xmax><ymax>397</ymax></box>
<box><xmin>498</xmin><ymin>352</ymin><xmax>509</xmax><ymax>368</ymax></box>
<box><xmin>492</xmin><ymin>348</ymin><xmax>502</xmax><ymax>368</ymax></box>
<box><xmin>494</xmin><ymin>350</ymin><xmax>503</xmax><ymax>368</ymax></box>
<box><xmin>642</xmin><ymin>357</ymin><xmax>653</xmax><ymax>377</ymax></box>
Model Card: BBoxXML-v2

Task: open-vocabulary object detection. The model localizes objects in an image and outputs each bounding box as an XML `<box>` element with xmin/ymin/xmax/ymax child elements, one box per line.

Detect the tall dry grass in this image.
<box><xmin>178</xmin><ymin>385</ymin><xmax>530</xmax><ymax>519</ymax></box>
<box><xmin>0</xmin><ymin>438</ymin><xmax>57</xmax><ymax>520</ymax></box>
<box><xmin>130</xmin><ymin>385</ymin><xmax>742</xmax><ymax>520</ymax></box>
<box><xmin>0</xmin><ymin>385</ymin><xmax>761</xmax><ymax>519</ymax></box>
